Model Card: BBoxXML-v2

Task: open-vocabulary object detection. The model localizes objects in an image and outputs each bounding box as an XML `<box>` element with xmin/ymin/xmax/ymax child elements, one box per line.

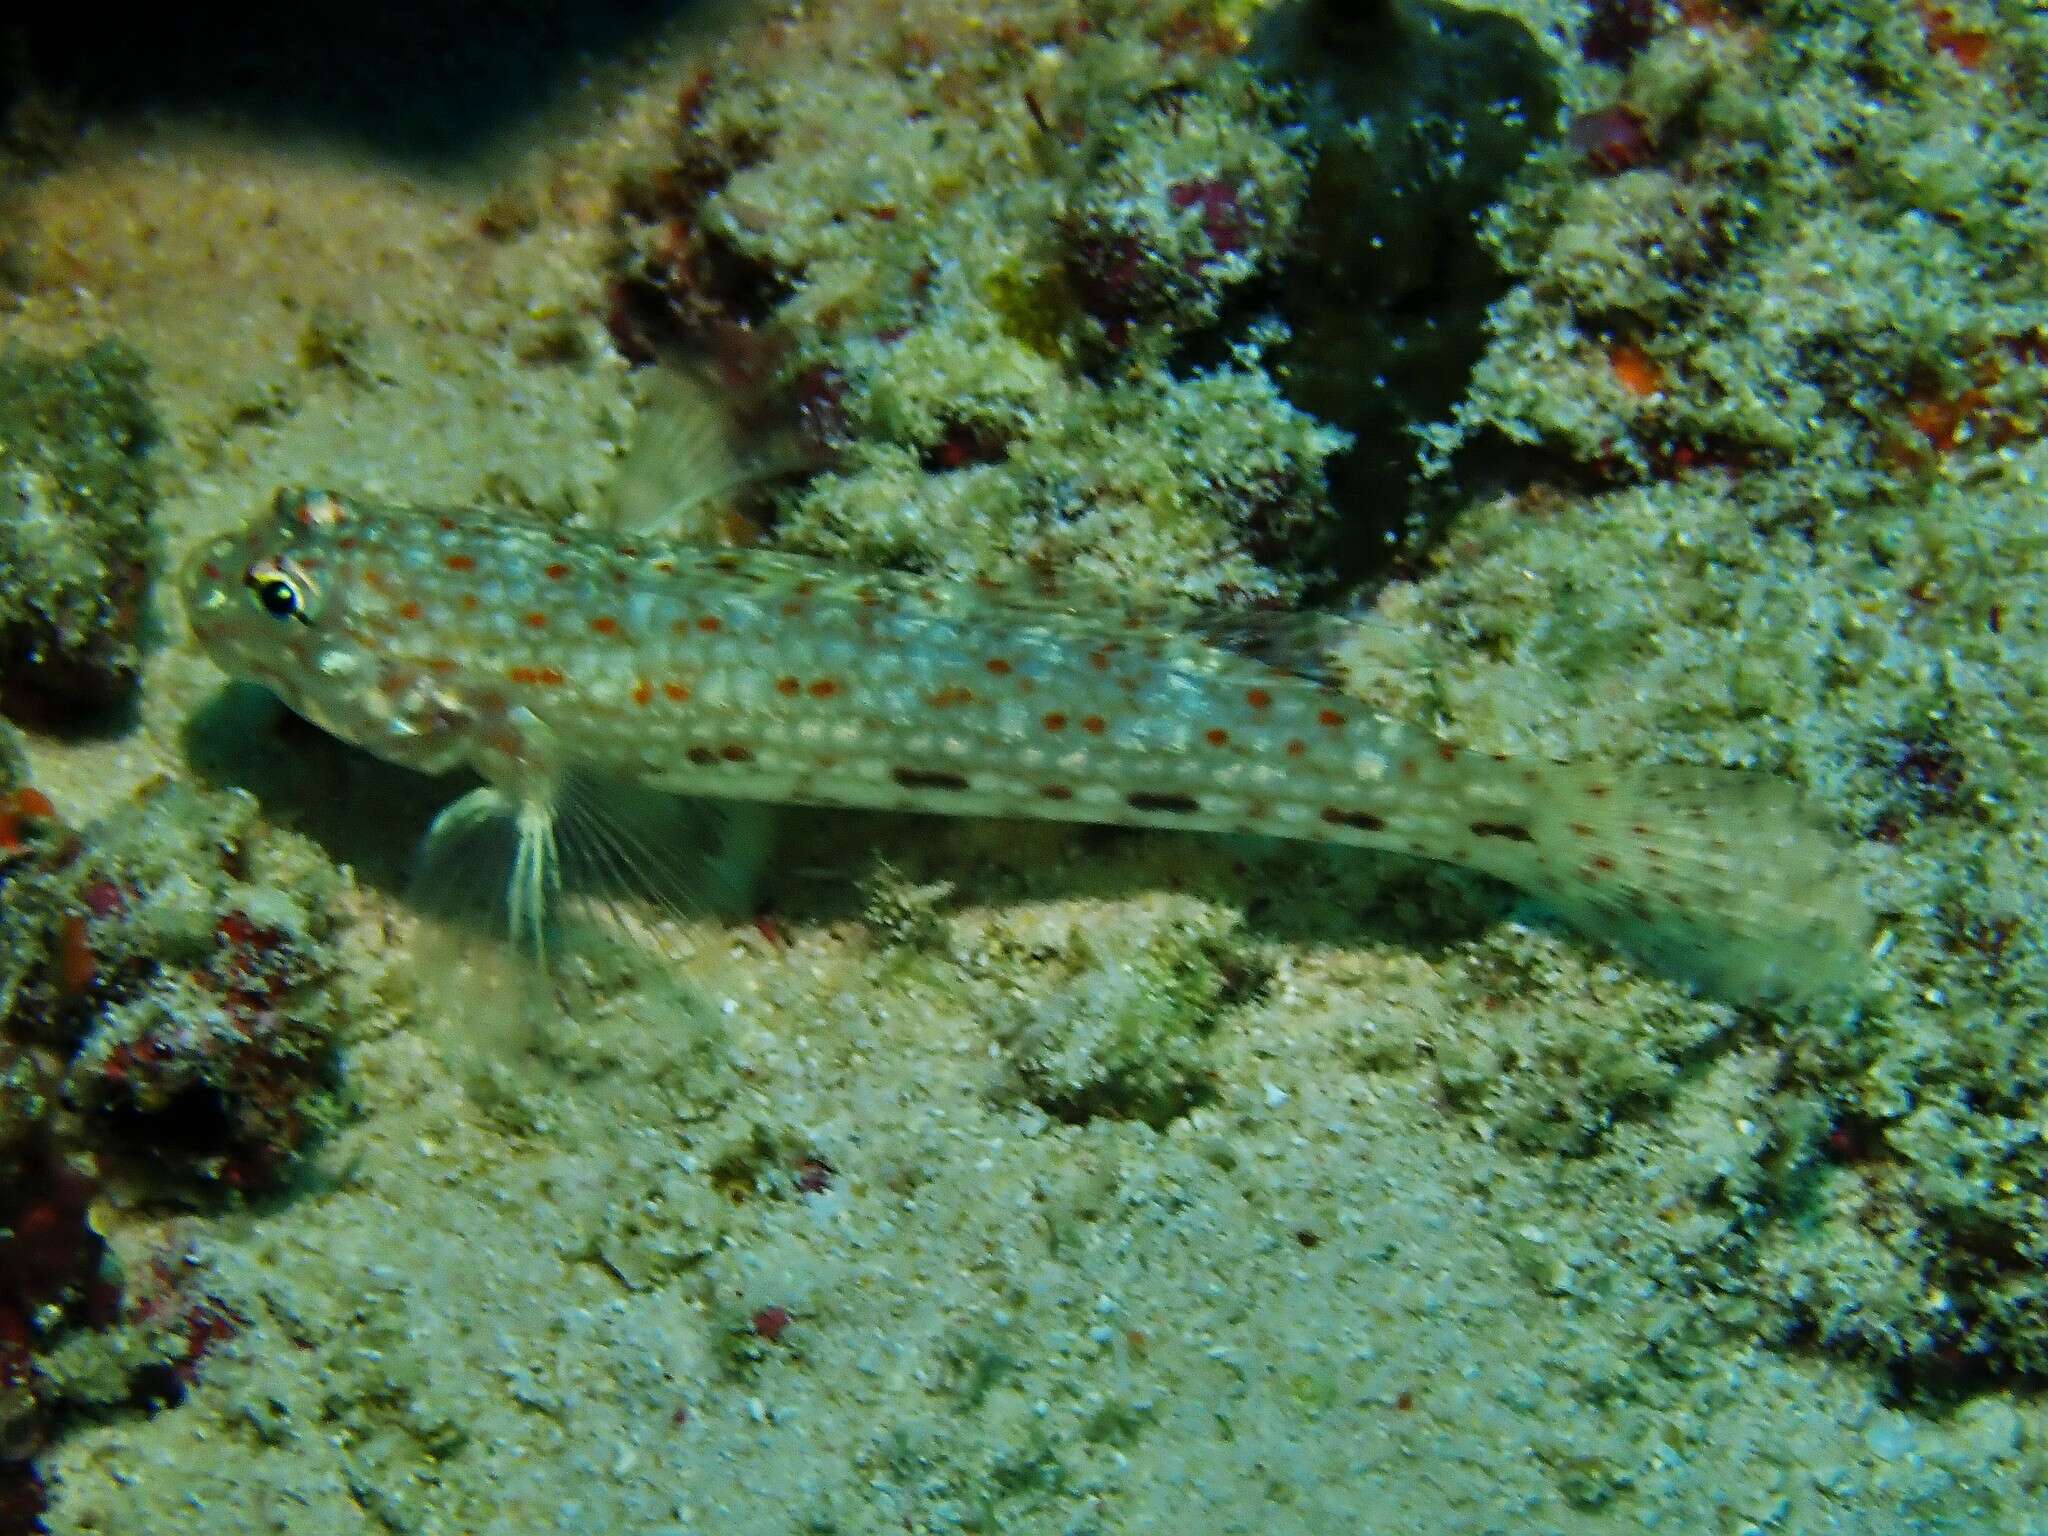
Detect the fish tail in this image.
<box><xmin>1433</xmin><ymin>756</ymin><xmax>1874</xmax><ymax>1006</ymax></box>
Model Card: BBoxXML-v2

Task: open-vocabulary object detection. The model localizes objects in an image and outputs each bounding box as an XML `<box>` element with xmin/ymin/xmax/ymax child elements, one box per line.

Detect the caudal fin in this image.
<box><xmin>1456</xmin><ymin>760</ymin><xmax>1875</xmax><ymax>1006</ymax></box>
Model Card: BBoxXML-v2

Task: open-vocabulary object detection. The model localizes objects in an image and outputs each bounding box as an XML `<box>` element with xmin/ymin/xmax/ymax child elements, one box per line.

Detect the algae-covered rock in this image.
<box><xmin>0</xmin><ymin>341</ymin><xmax>158</xmax><ymax>722</ymax></box>
<box><xmin>1253</xmin><ymin>0</ymin><xmax>1561</xmax><ymax>560</ymax></box>
<box><xmin>606</xmin><ymin>0</ymin><xmax>1549</xmax><ymax>604</ymax></box>
<box><xmin>30</xmin><ymin>780</ymin><xmax>353</xmax><ymax>1193</ymax></box>
<box><xmin>5</xmin><ymin>766</ymin><xmax>362</xmax><ymax>1194</ymax></box>
<box><xmin>0</xmin><ymin>767</ymin><xmax>362</xmax><ymax>1468</ymax></box>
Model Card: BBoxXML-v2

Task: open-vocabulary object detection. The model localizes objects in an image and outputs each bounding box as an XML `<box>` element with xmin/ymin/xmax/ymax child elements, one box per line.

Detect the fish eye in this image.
<box><xmin>245</xmin><ymin>560</ymin><xmax>313</xmax><ymax>623</ymax></box>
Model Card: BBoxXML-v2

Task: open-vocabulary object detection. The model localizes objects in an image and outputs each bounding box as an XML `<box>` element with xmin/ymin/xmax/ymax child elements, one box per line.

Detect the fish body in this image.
<box><xmin>184</xmin><ymin>489</ymin><xmax>1869</xmax><ymax>1000</ymax></box>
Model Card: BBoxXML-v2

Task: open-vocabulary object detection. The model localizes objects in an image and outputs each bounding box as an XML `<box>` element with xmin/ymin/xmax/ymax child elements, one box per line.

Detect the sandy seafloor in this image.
<box><xmin>4</xmin><ymin>0</ymin><xmax>2048</xmax><ymax>1531</ymax></box>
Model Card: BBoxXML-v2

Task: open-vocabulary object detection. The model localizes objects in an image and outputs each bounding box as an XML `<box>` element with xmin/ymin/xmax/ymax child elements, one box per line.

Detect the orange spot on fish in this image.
<box><xmin>545</xmin><ymin>562</ymin><xmax>571</xmax><ymax>580</ymax></box>
<box><xmin>439</xmin><ymin>515</ymin><xmax>458</xmax><ymax>532</ymax></box>
<box><xmin>445</xmin><ymin>553</ymin><xmax>476</xmax><ymax>572</ymax></box>
<box><xmin>808</xmin><ymin>679</ymin><xmax>840</xmax><ymax>698</ymax></box>
<box><xmin>523</xmin><ymin>611</ymin><xmax>548</xmax><ymax>629</ymax></box>
<box><xmin>776</xmin><ymin>676</ymin><xmax>801</xmax><ymax>697</ymax></box>
<box><xmin>720</xmin><ymin>743</ymin><xmax>753</xmax><ymax>763</ymax></box>
<box><xmin>460</xmin><ymin>593</ymin><xmax>480</xmax><ymax>612</ymax></box>
<box><xmin>1285</xmin><ymin>739</ymin><xmax>1307</xmax><ymax>758</ymax></box>
<box><xmin>1205</xmin><ymin>728</ymin><xmax>1229</xmax><ymax>747</ymax></box>
<box><xmin>928</xmin><ymin>686</ymin><xmax>976</xmax><ymax>708</ymax></box>
<box><xmin>1246</xmin><ymin>688</ymin><xmax>1272</xmax><ymax>710</ymax></box>
<box><xmin>1040</xmin><ymin>784</ymin><xmax>1073</xmax><ymax>801</ymax></box>
<box><xmin>985</xmin><ymin>658</ymin><xmax>1013</xmax><ymax>676</ymax></box>
<box><xmin>1317</xmin><ymin>708</ymin><xmax>1345</xmax><ymax>728</ymax></box>
<box><xmin>398</xmin><ymin>600</ymin><xmax>423</xmax><ymax>621</ymax></box>
<box><xmin>633</xmin><ymin>681</ymin><xmax>654</xmax><ymax>707</ymax></box>
<box><xmin>1043</xmin><ymin>711</ymin><xmax>1068</xmax><ymax>731</ymax></box>
<box><xmin>697</xmin><ymin>615</ymin><xmax>722</xmax><ymax>633</ymax></box>
<box><xmin>1081</xmin><ymin>715</ymin><xmax>1106</xmax><ymax>735</ymax></box>
<box><xmin>664</xmin><ymin>682</ymin><xmax>692</xmax><ymax>702</ymax></box>
<box><xmin>592</xmin><ymin>616</ymin><xmax>621</xmax><ymax>636</ymax></box>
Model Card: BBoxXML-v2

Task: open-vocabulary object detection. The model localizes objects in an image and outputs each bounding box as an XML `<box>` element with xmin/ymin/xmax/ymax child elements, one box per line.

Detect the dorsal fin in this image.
<box><xmin>604</xmin><ymin>365</ymin><xmax>770</xmax><ymax>544</ymax></box>
<box><xmin>1187</xmin><ymin>605</ymin><xmax>1355</xmax><ymax>688</ymax></box>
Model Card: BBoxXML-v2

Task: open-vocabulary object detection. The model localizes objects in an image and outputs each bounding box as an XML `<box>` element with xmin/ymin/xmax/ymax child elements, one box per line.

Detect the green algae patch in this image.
<box><xmin>0</xmin><ymin>340</ymin><xmax>159</xmax><ymax>724</ymax></box>
<box><xmin>993</xmin><ymin>903</ymin><xmax>1269</xmax><ymax>1129</ymax></box>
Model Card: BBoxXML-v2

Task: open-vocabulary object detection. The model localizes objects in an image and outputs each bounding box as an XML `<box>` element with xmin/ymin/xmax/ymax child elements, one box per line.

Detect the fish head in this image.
<box><xmin>183</xmin><ymin>488</ymin><xmax>475</xmax><ymax>773</ymax></box>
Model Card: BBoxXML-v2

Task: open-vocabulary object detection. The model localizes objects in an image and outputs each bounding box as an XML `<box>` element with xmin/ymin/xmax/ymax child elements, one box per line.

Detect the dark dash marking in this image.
<box><xmin>720</xmin><ymin>743</ymin><xmax>754</xmax><ymax>763</ymax></box>
<box><xmin>1040</xmin><ymin>784</ymin><xmax>1073</xmax><ymax>801</ymax></box>
<box><xmin>687</xmin><ymin>746</ymin><xmax>716</xmax><ymax>766</ymax></box>
<box><xmin>1322</xmin><ymin>807</ymin><xmax>1388</xmax><ymax>833</ymax></box>
<box><xmin>894</xmin><ymin>767</ymin><xmax>970</xmax><ymax>792</ymax></box>
<box><xmin>1128</xmin><ymin>791</ymin><xmax>1200</xmax><ymax>815</ymax></box>
<box><xmin>1470</xmin><ymin>820</ymin><xmax>1535</xmax><ymax>843</ymax></box>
